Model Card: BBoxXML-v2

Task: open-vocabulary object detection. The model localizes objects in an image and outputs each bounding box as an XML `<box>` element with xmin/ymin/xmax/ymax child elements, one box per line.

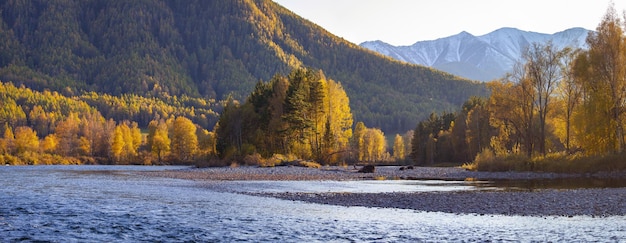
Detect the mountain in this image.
<box><xmin>360</xmin><ymin>27</ymin><xmax>590</xmax><ymax>81</ymax></box>
<box><xmin>0</xmin><ymin>0</ymin><xmax>487</xmax><ymax>135</ymax></box>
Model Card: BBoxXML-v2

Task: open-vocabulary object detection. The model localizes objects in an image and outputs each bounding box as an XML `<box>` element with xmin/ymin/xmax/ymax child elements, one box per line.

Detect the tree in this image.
<box><xmin>28</xmin><ymin>105</ymin><xmax>51</xmax><ymax>137</ymax></box>
<box><xmin>574</xmin><ymin>5</ymin><xmax>626</xmax><ymax>154</ymax></box>
<box><xmin>147</xmin><ymin>119</ymin><xmax>170</xmax><ymax>162</ymax></box>
<box><xmin>14</xmin><ymin>126</ymin><xmax>39</xmax><ymax>154</ymax></box>
<box><xmin>283</xmin><ymin>68</ymin><xmax>315</xmax><ymax>158</ymax></box>
<box><xmin>79</xmin><ymin>111</ymin><xmax>109</xmax><ymax>157</ymax></box>
<box><xmin>2</xmin><ymin>124</ymin><xmax>15</xmax><ymax>154</ymax></box>
<box><xmin>309</xmin><ymin>72</ymin><xmax>328</xmax><ymax>160</ymax></box>
<box><xmin>488</xmin><ymin>64</ymin><xmax>535</xmax><ymax>157</ymax></box>
<box><xmin>353</xmin><ymin>121</ymin><xmax>366</xmax><ymax>161</ymax></box>
<box><xmin>524</xmin><ymin>41</ymin><xmax>565</xmax><ymax>156</ymax></box>
<box><xmin>266</xmin><ymin>75</ymin><xmax>290</xmax><ymax>155</ymax></box>
<box><xmin>0</xmin><ymin>99</ymin><xmax>27</xmax><ymax>129</ymax></box>
<box><xmin>108</xmin><ymin>121</ymin><xmax>141</xmax><ymax>164</ymax></box>
<box><xmin>324</xmin><ymin>79</ymin><xmax>353</xmax><ymax>163</ymax></box>
<box><xmin>171</xmin><ymin>116</ymin><xmax>198</xmax><ymax>162</ymax></box>
<box><xmin>109</xmin><ymin>123</ymin><xmax>126</xmax><ymax>163</ymax></box>
<box><xmin>197</xmin><ymin>128</ymin><xmax>216</xmax><ymax>158</ymax></box>
<box><xmin>464</xmin><ymin>98</ymin><xmax>492</xmax><ymax>160</ymax></box>
<box><xmin>361</xmin><ymin>127</ymin><xmax>386</xmax><ymax>163</ymax></box>
<box><xmin>54</xmin><ymin>113</ymin><xmax>81</xmax><ymax>156</ymax></box>
<box><xmin>393</xmin><ymin>134</ymin><xmax>405</xmax><ymax>160</ymax></box>
<box><xmin>402</xmin><ymin>130</ymin><xmax>413</xmax><ymax>161</ymax></box>
<box><xmin>557</xmin><ymin>48</ymin><xmax>583</xmax><ymax>152</ymax></box>
<box><xmin>40</xmin><ymin>134</ymin><xmax>58</xmax><ymax>154</ymax></box>
<box><xmin>410</xmin><ymin>112</ymin><xmax>456</xmax><ymax>165</ymax></box>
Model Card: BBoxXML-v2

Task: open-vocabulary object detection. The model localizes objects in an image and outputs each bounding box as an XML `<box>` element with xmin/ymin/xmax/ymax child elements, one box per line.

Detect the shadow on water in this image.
<box><xmin>474</xmin><ymin>177</ymin><xmax>626</xmax><ymax>191</ymax></box>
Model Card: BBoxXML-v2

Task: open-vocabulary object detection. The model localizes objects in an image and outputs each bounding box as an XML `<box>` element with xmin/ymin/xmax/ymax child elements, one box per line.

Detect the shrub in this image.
<box><xmin>244</xmin><ymin>153</ymin><xmax>269</xmax><ymax>167</ymax></box>
<box><xmin>465</xmin><ymin>150</ymin><xmax>626</xmax><ymax>173</ymax></box>
<box><xmin>464</xmin><ymin>148</ymin><xmax>529</xmax><ymax>172</ymax></box>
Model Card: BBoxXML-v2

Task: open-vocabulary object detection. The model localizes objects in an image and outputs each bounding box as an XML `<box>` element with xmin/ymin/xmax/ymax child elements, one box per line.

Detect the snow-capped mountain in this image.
<box><xmin>360</xmin><ymin>27</ymin><xmax>590</xmax><ymax>81</ymax></box>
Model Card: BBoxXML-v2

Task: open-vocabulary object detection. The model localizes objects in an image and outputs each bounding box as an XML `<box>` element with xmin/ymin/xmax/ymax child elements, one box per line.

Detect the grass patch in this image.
<box><xmin>463</xmin><ymin>149</ymin><xmax>626</xmax><ymax>173</ymax></box>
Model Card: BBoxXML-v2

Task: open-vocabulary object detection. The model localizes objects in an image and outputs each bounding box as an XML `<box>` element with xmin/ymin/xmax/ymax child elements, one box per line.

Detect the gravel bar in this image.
<box><xmin>261</xmin><ymin>188</ymin><xmax>626</xmax><ymax>217</ymax></box>
<box><xmin>142</xmin><ymin>165</ymin><xmax>626</xmax><ymax>181</ymax></box>
<box><xmin>142</xmin><ymin>166</ymin><xmax>626</xmax><ymax>216</ymax></box>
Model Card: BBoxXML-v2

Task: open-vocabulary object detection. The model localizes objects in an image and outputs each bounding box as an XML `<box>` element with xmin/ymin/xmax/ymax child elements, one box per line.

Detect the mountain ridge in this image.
<box><xmin>0</xmin><ymin>0</ymin><xmax>487</xmax><ymax>134</ymax></box>
<box><xmin>360</xmin><ymin>27</ymin><xmax>590</xmax><ymax>81</ymax></box>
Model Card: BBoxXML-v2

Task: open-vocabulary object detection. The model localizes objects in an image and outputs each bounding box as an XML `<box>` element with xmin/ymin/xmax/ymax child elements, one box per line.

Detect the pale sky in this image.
<box><xmin>273</xmin><ymin>0</ymin><xmax>626</xmax><ymax>46</ymax></box>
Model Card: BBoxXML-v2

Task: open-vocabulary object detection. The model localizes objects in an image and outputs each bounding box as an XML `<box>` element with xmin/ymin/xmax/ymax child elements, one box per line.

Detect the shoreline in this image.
<box><xmin>144</xmin><ymin>165</ymin><xmax>626</xmax><ymax>181</ymax></box>
<box><xmin>142</xmin><ymin>166</ymin><xmax>626</xmax><ymax>217</ymax></box>
<box><xmin>257</xmin><ymin>188</ymin><xmax>626</xmax><ymax>217</ymax></box>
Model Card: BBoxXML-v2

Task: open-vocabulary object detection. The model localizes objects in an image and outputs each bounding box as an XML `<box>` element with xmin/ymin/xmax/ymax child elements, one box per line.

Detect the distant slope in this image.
<box><xmin>0</xmin><ymin>0</ymin><xmax>487</xmax><ymax>134</ymax></box>
<box><xmin>361</xmin><ymin>27</ymin><xmax>590</xmax><ymax>81</ymax></box>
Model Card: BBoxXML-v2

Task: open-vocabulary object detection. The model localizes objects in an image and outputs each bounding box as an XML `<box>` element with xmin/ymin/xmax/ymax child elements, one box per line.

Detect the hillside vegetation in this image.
<box><xmin>0</xmin><ymin>0</ymin><xmax>487</xmax><ymax>134</ymax></box>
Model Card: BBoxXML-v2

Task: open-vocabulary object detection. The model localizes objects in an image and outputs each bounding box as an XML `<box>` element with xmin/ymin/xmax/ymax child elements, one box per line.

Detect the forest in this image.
<box><xmin>407</xmin><ymin>7</ymin><xmax>626</xmax><ymax>172</ymax></box>
<box><xmin>216</xmin><ymin>67</ymin><xmax>388</xmax><ymax>165</ymax></box>
<box><xmin>0</xmin><ymin>0</ymin><xmax>486</xmax><ymax>135</ymax></box>
<box><xmin>0</xmin><ymin>67</ymin><xmax>388</xmax><ymax>166</ymax></box>
<box><xmin>0</xmin><ymin>81</ymin><xmax>219</xmax><ymax>165</ymax></box>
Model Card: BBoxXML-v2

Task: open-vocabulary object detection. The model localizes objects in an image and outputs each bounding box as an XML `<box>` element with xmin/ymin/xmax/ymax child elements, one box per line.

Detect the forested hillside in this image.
<box><xmin>0</xmin><ymin>0</ymin><xmax>487</xmax><ymax>134</ymax></box>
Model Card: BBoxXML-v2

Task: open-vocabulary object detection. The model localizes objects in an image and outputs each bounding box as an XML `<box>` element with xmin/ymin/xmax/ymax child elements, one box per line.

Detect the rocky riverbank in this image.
<box><xmin>142</xmin><ymin>165</ymin><xmax>626</xmax><ymax>216</ymax></box>
<box><xmin>144</xmin><ymin>165</ymin><xmax>626</xmax><ymax>181</ymax></box>
<box><xmin>260</xmin><ymin>188</ymin><xmax>626</xmax><ymax>217</ymax></box>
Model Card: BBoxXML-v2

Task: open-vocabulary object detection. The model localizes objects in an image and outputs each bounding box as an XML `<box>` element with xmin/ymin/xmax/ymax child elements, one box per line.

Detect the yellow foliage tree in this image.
<box><xmin>54</xmin><ymin>113</ymin><xmax>80</xmax><ymax>156</ymax></box>
<box><xmin>197</xmin><ymin>128</ymin><xmax>216</xmax><ymax>158</ymax></box>
<box><xmin>361</xmin><ymin>127</ymin><xmax>386</xmax><ymax>162</ymax></box>
<box><xmin>109</xmin><ymin>124</ymin><xmax>126</xmax><ymax>163</ymax></box>
<box><xmin>171</xmin><ymin>116</ymin><xmax>198</xmax><ymax>162</ymax></box>
<box><xmin>147</xmin><ymin>120</ymin><xmax>170</xmax><ymax>162</ymax></box>
<box><xmin>41</xmin><ymin>134</ymin><xmax>59</xmax><ymax>153</ymax></box>
<box><xmin>14</xmin><ymin>126</ymin><xmax>39</xmax><ymax>154</ymax></box>
<box><xmin>2</xmin><ymin>124</ymin><xmax>15</xmax><ymax>154</ymax></box>
<box><xmin>573</xmin><ymin>6</ymin><xmax>626</xmax><ymax>154</ymax></box>
<box><xmin>324</xmin><ymin>79</ymin><xmax>353</xmax><ymax>162</ymax></box>
<box><xmin>393</xmin><ymin>134</ymin><xmax>405</xmax><ymax>160</ymax></box>
<box><xmin>353</xmin><ymin>122</ymin><xmax>366</xmax><ymax>161</ymax></box>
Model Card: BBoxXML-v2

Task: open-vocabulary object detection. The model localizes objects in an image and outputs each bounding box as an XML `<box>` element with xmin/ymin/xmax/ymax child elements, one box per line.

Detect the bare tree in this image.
<box><xmin>523</xmin><ymin>41</ymin><xmax>565</xmax><ymax>156</ymax></box>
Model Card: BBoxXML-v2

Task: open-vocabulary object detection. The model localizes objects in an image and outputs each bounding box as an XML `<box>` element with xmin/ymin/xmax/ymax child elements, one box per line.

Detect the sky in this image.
<box><xmin>273</xmin><ymin>0</ymin><xmax>626</xmax><ymax>46</ymax></box>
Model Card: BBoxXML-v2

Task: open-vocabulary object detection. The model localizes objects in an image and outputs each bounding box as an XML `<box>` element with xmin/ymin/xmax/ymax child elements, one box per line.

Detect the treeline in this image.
<box><xmin>1</xmin><ymin>66</ymin><xmax>391</xmax><ymax>166</ymax></box>
<box><xmin>216</xmin><ymin>67</ymin><xmax>387</xmax><ymax>165</ymax></box>
<box><xmin>407</xmin><ymin>7</ymin><xmax>626</xmax><ymax>171</ymax></box>
<box><xmin>0</xmin><ymin>82</ymin><xmax>217</xmax><ymax>165</ymax></box>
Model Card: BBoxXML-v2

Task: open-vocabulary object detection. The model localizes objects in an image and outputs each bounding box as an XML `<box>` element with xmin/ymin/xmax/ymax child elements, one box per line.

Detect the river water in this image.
<box><xmin>1</xmin><ymin>166</ymin><xmax>624</xmax><ymax>242</ymax></box>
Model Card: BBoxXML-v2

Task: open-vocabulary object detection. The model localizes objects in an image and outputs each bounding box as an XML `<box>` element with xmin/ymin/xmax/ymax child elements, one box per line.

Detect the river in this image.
<box><xmin>0</xmin><ymin>166</ymin><xmax>624</xmax><ymax>242</ymax></box>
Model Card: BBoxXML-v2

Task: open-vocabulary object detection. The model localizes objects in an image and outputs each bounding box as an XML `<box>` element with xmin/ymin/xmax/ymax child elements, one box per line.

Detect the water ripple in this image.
<box><xmin>0</xmin><ymin>166</ymin><xmax>624</xmax><ymax>242</ymax></box>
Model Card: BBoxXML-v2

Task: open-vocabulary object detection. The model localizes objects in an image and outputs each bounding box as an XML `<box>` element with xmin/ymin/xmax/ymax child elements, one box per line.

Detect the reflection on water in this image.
<box><xmin>0</xmin><ymin>166</ymin><xmax>624</xmax><ymax>242</ymax></box>
<box><xmin>219</xmin><ymin>180</ymin><xmax>497</xmax><ymax>194</ymax></box>
<box><xmin>483</xmin><ymin>177</ymin><xmax>626</xmax><ymax>191</ymax></box>
<box><xmin>221</xmin><ymin>177</ymin><xmax>626</xmax><ymax>194</ymax></box>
